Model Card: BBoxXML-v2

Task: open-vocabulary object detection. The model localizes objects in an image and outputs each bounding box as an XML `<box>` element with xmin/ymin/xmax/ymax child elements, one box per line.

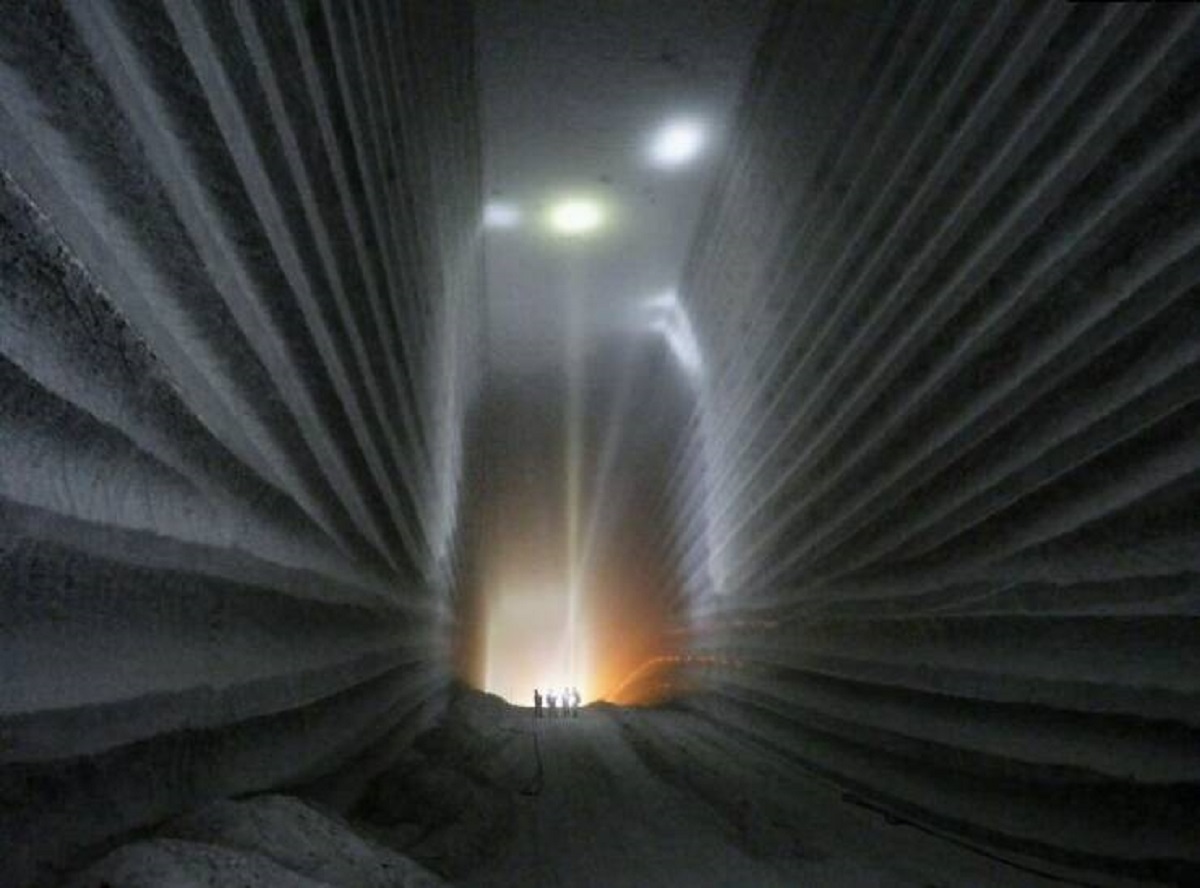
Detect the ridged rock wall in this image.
<box><xmin>0</xmin><ymin>2</ymin><xmax>480</xmax><ymax>885</ymax></box>
<box><xmin>675</xmin><ymin>2</ymin><xmax>1200</xmax><ymax>883</ymax></box>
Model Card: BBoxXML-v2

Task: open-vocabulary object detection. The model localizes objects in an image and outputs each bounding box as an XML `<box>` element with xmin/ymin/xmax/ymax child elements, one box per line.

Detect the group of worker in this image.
<box><xmin>533</xmin><ymin>687</ymin><xmax>581</xmax><ymax>718</ymax></box>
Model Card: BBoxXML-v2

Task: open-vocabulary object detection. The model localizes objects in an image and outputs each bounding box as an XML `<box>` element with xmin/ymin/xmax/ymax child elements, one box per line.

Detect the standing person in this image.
<box><xmin>533</xmin><ymin>688</ymin><xmax>542</xmax><ymax>719</ymax></box>
<box><xmin>572</xmin><ymin>687</ymin><xmax>581</xmax><ymax>717</ymax></box>
<box><xmin>563</xmin><ymin>688</ymin><xmax>571</xmax><ymax>720</ymax></box>
<box><xmin>547</xmin><ymin>689</ymin><xmax>557</xmax><ymax>718</ymax></box>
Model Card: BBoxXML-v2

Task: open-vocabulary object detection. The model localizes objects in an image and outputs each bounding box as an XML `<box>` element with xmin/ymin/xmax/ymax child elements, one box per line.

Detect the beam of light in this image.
<box><xmin>642</xmin><ymin>289</ymin><xmax>704</xmax><ymax>378</ymax></box>
<box><xmin>576</xmin><ymin>337</ymin><xmax>643</xmax><ymax>601</ymax></box>
<box><xmin>564</xmin><ymin>253</ymin><xmax>585</xmax><ymax>694</ymax></box>
<box><xmin>474</xmin><ymin>255</ymin><xmax>605</xmax><ymax>707</ymax></box>
<box><xmin>545</xmin><ymin>197</ymin><xmax>605</xmax><ymax>237</ymax></box>
<box><xmin>561</xmin><ymin>297</ymin><xmax>705</xmax><ymax>702</ymax></box>
<box><xmin>647</xmin><ymin>117</ymin><xmax>706</xmax><ymax>168</ymax></box>
<box><xmin>484</xmin><ymin>201</ymin><xmax>522</xmax><ymax>229</ymax></box>
<box><xmin>640</xmin><ymin>289</ymin><xmax>724</xmax><ymax>617</ymax></box>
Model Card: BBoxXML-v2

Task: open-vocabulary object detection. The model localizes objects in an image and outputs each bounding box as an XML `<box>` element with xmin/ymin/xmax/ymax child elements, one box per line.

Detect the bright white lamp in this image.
<box><xmin>648</xmin><ymin>118</ymin><xmax>706</xmax><ymax>167</ymax></box>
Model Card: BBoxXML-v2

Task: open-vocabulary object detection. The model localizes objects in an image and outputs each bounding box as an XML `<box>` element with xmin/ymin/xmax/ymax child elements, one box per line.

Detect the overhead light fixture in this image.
<box><xmin>648</xmin><ymin>117</ymin><xmax>706</xmax><ymax>168</ymax></box>
<box><xmin>545</xmin><ymin>197</ymin><xmax>605</xmax><ymax>237</ymax></box>
<box><xmin>484</xmin><ymin>201</ymin><xmax>522</xmax><ymax>229</ymax></box>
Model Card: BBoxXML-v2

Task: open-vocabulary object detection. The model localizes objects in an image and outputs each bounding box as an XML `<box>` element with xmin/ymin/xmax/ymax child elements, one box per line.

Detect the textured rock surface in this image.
<box><xmin>352</xmin><ymin>690</ymin><xmax>522</xmax><ymax>880</ymax></box>
<box><xmin>65</xmin><ymin>794</ymin><xmax>444</xmax><ymax>888</ymax></box>
<box><xmin>63</xmin><ymin>838</ymin><xmax>333</xmax><ymax>888</ymax></box>
<box><xmin>668</xmin><ymin>2</ymin><xmax>1200</xmax><ymax>884</ymax></box>
<box><xmin>0</xmin><ymin>2</ymin><xmax>480</xmax><ymax>886</ymax></box>
<box><xmin>161</xmin><ymin>795</ymin><xmax>444</xmax><ymax>888</ymax></box>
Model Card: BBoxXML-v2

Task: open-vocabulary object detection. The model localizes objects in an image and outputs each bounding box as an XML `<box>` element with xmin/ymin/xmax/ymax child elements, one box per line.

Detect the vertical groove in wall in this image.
<box><xmin>0</xmin><ymin>2</ymin><xmax>481</xmax><ymax>886</ymax></box>
<box><xmin>674</xmin><ymin>2</ymin><xmax>1200</xmax><ymax>882</ymax></box>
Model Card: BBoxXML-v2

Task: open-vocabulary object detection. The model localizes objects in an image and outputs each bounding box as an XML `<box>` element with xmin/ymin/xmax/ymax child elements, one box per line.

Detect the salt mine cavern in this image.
<box><xmin>2</xmin><ymin>1</ymin><xmax>1199</xmax><ymax>886</ymax></box>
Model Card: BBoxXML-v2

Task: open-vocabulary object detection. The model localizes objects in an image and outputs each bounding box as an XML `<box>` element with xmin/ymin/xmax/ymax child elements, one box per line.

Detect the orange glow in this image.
<box><xmin>604</xmin><ymin>653</ymin><xmax>737</xmax><ymax>705</ymax></box>
<box><xmin>606</xmin><ymin>655</ymin><xmax>681</xmax><ymax>703</ymax></box>
<box><xmin>463</xmin><ymin>547</ymin><xmax>682</xmax><ymax>706</ymax></box>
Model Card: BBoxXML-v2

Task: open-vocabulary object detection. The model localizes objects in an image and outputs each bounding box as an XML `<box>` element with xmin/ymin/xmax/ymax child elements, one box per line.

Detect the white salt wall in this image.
<box><xmin>0</xmin><ymin>3</ymin><xmax>481</xmax><ymax>886</ymax></box>
<box><xmin>671</xmin><ymin>2</ymin><xmax>1200</xmax><ymax>883</ymax></box>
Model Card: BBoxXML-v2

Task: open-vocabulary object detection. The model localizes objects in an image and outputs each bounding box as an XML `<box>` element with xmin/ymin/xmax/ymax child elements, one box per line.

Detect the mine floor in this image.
<box><xmin>415</xmin><ymin>696</ymin><xmax>1091</xmax><ymax>888</ymax></box>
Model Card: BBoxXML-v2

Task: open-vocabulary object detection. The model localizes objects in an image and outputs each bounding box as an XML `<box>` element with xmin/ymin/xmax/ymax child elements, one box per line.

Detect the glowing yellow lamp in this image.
<box><xmin>545</xmin><ymin>197</ymin><xmax>605</xmax><ymax>237</ymax></box>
